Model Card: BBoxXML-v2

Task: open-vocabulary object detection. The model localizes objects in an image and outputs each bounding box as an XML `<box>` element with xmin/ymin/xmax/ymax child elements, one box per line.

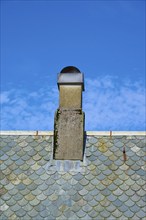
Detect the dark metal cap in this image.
<box><xmin>60</xmin><ymin>66</ymin><xmax>81</xmax><ymax>73</ymax></box>
<box><xmin>58</xmin><ymin>66</ymin><xmax>85</xmax><ymax>91</ymax></box>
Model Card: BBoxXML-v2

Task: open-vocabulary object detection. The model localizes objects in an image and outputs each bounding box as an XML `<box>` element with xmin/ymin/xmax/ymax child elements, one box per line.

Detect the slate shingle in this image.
<box><xmin>0</xmin><ymin>134</ymin><xmax>146</xmax><ymax>220</ymax></box>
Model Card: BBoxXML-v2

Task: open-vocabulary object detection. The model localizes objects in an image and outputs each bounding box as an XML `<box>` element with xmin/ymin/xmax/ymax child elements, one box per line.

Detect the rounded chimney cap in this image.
<box><xmin>60</xmin><ymin>66</ymin><xmax>81</xmax><ymax>73</ymax></box>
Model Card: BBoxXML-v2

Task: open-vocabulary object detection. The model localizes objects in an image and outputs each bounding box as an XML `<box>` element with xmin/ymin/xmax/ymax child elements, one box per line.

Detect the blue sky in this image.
<box><xmin>1</xmin><ymin>0</ymin><xmax>145</xmax><ymax>131</ymax></box>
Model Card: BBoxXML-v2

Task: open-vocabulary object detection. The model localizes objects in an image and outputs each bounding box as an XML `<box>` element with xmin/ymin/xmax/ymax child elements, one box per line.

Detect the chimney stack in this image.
<box><xmin>53</xmin><ymin>66</ymin><xmax>85</xmax><ymax>160</ymax></box>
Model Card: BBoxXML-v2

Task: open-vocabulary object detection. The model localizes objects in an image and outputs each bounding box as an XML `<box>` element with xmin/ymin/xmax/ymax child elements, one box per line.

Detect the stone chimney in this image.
<box><xmin>53</xmin><ymin>66</ymin><xmax>85</xmax><ymax>160</ymax></box>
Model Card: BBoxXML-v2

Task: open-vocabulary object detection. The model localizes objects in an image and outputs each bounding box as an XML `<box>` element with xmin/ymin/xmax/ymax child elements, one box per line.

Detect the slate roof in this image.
<box><xmin>0</xmin><ymin>131</ymin><xmax>146</xmax><ymax>220</ymax></box>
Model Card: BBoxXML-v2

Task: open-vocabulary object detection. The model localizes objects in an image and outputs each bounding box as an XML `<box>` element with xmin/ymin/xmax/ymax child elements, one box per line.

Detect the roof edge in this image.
<box><xmin>0</xmin><ymin>131</ymin><xmax>145</xmax><ymax>136</ymax></box>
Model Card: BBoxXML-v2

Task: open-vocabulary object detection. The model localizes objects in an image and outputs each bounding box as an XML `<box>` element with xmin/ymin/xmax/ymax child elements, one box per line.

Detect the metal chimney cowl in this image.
<box><xmin>53</xmin><ymin>66</ymin><xmax>85</xmax><ymax>160</ymax></box>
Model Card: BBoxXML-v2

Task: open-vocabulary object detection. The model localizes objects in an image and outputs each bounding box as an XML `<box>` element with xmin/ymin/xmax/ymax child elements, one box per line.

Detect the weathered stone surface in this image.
<box><xmin>54</xmin><ymin>109</ymin><xmax>85</xmax><ymax>160</ymax></box>
<box><xmin>59</xmin><ymin>85</ymin><xmax>82</xmax><ymax>109</ymax></box>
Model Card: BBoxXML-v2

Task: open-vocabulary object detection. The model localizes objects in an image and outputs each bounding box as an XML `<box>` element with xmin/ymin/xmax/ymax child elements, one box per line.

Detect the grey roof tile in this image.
<box><xmin>94</xmin><ymin>203</ymin><xmax>105</xmax><ymax>212</ymax></box>
<box><xmin>71</xmin><ymin>203</ymin><xmax>81</xmax><ymax>212</ymax></box>
<box><xmin>24</xmin><ymin>192</ymin><xmax>35</xmax><ymax>201</ymax></box>
<box><xmin>79</xmin><ymin>178</ymin><xmax>89</xmax><ymax>186</ymax></box>
<box><xmin>84</xmin><ymin>183</ymin><xmax>95</xmax><ymax>192</ymax></box>
<box><xmin>29</xmin><ymin>198</ymin><xmax>40</xmax><ymax>206</ymax></box>
<box><xmin>26</xmin><ymin>158</ymin><xmax>36</xmax><ymax>166</ymax></box>
<box><xmin>136</xmin><ymin>168</ymin><xmax>145</xmax><ymax>176</ymax></box>
<box><xmin>88</xmin><ymin>155</ymin><xmax>97</xmax><ymax>162</ymax></box>
<box><xmin>78</xmin><ymin>188</ymin><xmax>88</xmax><ymax>196</ymax></box>
<box><xmin>0</xmin><ymin>214</ymin><xmax>7</xmax><ymax>220</ymax></box>
<box><xmin>2</xmin><ymin>208</ymin><xmax>13</xmax><ymax>218</ymax></box>
<box><xmin>119</xmin><ymin>193</ymin><xmax>129</xmax><ymax>202</ymax></box>
<box><xmin>100</xmin><ymin>198</ymin><xmax>111</xmax><ymax>207</ymax></box>
<box><xmin>10</xmin><ymin>203</ymin><xmax>21</xmax><ymax>212</ymax></box>
<box><xmin>90</xmin><ymin>188</ymin><xmax>99</xmax><ymax>196</ymax></box>
<box><xmin>136</xmin><ymin>188</ymin><xmax>145</xmax><ymax>197</ymax></box>
<box><xmin>73</xmin><ymin>183</ymin><xmax>83</xmax><ymax>191</ymax></box>
<box><xmin>107</xmin><ymin>193</ymin><xmax>117</xmax><ymax>202</ymax></box>
<box><xmin>88</xmin><ymin>198</ymin><xmax>98</xmax><ymax>206</ymax></box>
<box><xmin>28</xmin><ymin>208</ymin><xmax>39</xmax><ymax>217</ymax></box>
<box><xmin>90</xmin><ymin>178</ymin><xmax>99</xmax><ymax>186</ymax></box>
<box><xmin>125</xmin><ymin>198</ymin><xmax>135</xmax><ymax>207</ymax></box>
<box><xmin>31</xmin><ymin>188</ymin><xmax>42</xmax><ymax>196</ymax></box>
<box><xmin>124</xmin><ymin>209</ymin><xmax>135</xmax><ymax>218</ymax></box>
<box><xmin>49</xmin><ymin>193</ymin><xmax>59</xmax><ymax>202</ymax></box>
<box><xmin>119</xmin><ymin>182</ymin><xmax>129</xmax><ymax>191</ymax></box>
<box><xmin>21</xmin><ymin>153</ymin><xmax>31</xmax><ymax>161</ymax></box>
<box><xmin>72</xmin><ymin>193</ymin><xmax>82</xmax><ymax>202</ymax></box>
<box><xmin>41</xmin><ymin>198</ymin><xmax>51</xmax><ymax>207</ymax></box>
<box><xmin>39</xmin><ymin>149</ymin><xmax>48</xmax><ymax>157</ymax></box>
<box><xmin>73</xmin><ymin>173</ymin><xmax>83</xmax><ymax>181</ymax></box>
<box><xmin>62</xmin><ymin>182</ymin><xmax>72</xmax><ymax>191</ymax></box>
<box><xmin>1</xmin><ymin>192</ymin><xmax>11</xmax><ymax>201</ymax></box>
<box><xmin>17</xmin><ymin>198</ymin><xmax>28</xmax><ymax>206</ymax></box>
<box><xmin>34</xmin><ymin>204</ymin><xmax>46</xmax><ymax>212</ymax></box>
<box><xmin>113</xmin><ymin>188</ymin><xmax>123</xmax><ymax>196</ymax></box>
<box><xmin>104</xmin><ymin>159</ymin><xmax>113</xmax><ymax>166</ymax></box>
<box><xmin>130</xmin><ymin>194</ymin><xmax>141</xmax><ymax>202</ymax></box>
<box><xmin>85</xmin><ymin>173</ymin><xmax>95</xmax><ymax>180</ymax></box>
<box><xmin>131</xmin><ymin>182</ymin><xmax>141</xmax><ymax>191</ymax></box>
<box><xmin>15</xmin><ymin>158</ymin><xmax>24</xmax><ymax>166</ymax></box>
<box><xmin>96</xmin><ymin>182</ymin><xmax>106</xmax><ymax>190</ymax></box>
<box><xmin>100</xmin><ymin>188</ymin><xmax>111</xmax><ymax>196</ymax></box>
<box><xmin>16</xmin><ymin>208</ymin><xmax>26</xmax><ymax>217</ymax></box>
<box><xmin>63</xmin><ymin>197</ymin><xmax>73</xmax><ymax>207</ymax></box>
<box><xmin>19</xmin><ymin>187</ymin><xmax>30</xmax><ymax>196</ymax></box>
<box><xmin>136</xmin><ymin>209</ymin><xmax>146</xmax><ymax>218</ymax></box>
<box><xmin>112</xmin><ymin>209</ymin><xmax>123</xmax><ymax>218</ymax></box>
<box><xmin>64</xmin><ymin>209</ymin><xmax>74</xmax><ymax>219</ymax></box>
<box><xmin>106</xmin><ymin>203</ymin><xmax>116</xmax><ymax>212</ymax></box>
<box><xmin>5</xmin><ymin>182</ymin><xmax>14</xmax><ymax>191</ymax></box>
<box><xmin>22</xmin><ymin>145</ymin><xmax>32</xmax><ymax>152</ymax></box>
<box><xmin>37</xmin><ymin>193</ymin><xmax>47</xmax><ymax>201</ymax></box>
<box><xmin>43</xmin><ymin>188</ymin><xmax>54</xmax><ymax>196</ymax></box>
<box><xmin>1</xmin><ymin>154</ymin><xmax>9</xmax><ymax>161</ymax></box>
<box><xmin>130</xmin><ymin>204</ymin><xmax>140</xmax><ymax>213</ymax></box>
<box><xmin>113</xmin><ymin>178</ymin><xmax>124</xmax><ymax>186</ymax></box>
<box><xmin>32</xmin><ymin>177</ymin><xmax>43</xmax><ymax>186</ymax></box>
<box><xmin>94</xmin><ymin>193</ymin><xmax>105</xmax><ymax>202</ymax></box>
<box><xmin>98</xmin><ymin>173</ymin><xmax>106</xmax><ymax>181</ymax></box>
<box><xmin>125</xmin><ymin>188</ymin><xmax>135</xmax><ymax>196</ymax></box>
<box><xmin>13</xmin><ymin>193</ymin><xmax>24</xmax><ymax>202</ymax></box>
<box><xmin>100</xmin><ymin>210</ymin><xmax>111</xmax><ymax>218</ymax></box>
<box><xmin>0</xmin><ymin>141</ymin><xmax>7</xmax><ymax>147</ymax></box>
<box><xmin>21</xmin><ymin>205</ymin><xmax>32</xmax><ymax>215</ymax></box>
<box><xmin>76</xmin><ymin>209</ymin><xmax>86</xmax><ymax>218</ymax></box>
<box><xmin>0</xmin><ymin>187</ymin><xmax>8</xmax><ymax>197</ymax></box>
<box><xmin>5</xmin><ymin>197</ymin><xmax>16</xmax><ymax>206</ymax></box>
<box><xmin>28</xmin><ymin>172</ymin><xmax>38</xmax><ymax>181</ymax></box>
<box><xmin>83</xmin><ymin>194</ymin><xmax>93</xmax><ymax>202</ymax></box>
<box><xmin>0</xmin><ymin>176</ymin><xmax>10</xmax><ymax>186</ymax></box>
<box><xmin>113</xmin><ymin>199</ymin><xmax>123</xmax><ymax>207</ymax></box>
<box><xmin>34</xmin><ymin>182</ymin><xmax>48</xmax><ymax>191</ymax></box>
<box><xmin>82</xmin><ymin>204</ymin><xmax>92</xmax><ymax>212</ymax></box>
<box><xmin>136</xmin><ymin>159</ymin><xmax>145</xmax><ymax>167</ymax></box>
<box><xmin>1</xmin><ymin>134</ymin><xmax>145</xmax><ymax>220</ymax></box>
<box><xmin>40</xmin><ymin>172</ymin><xmax>49</xmax><ymax>181</ymax></box>
<box><xmin>52</xmin><ymin>209</ymin><xmax>62</xmax><ymax>217</ymax></box>
<box><xmin>88</xmin><ymin>137</ymin><xmax>97</xmax><ymax>144</ymax></box>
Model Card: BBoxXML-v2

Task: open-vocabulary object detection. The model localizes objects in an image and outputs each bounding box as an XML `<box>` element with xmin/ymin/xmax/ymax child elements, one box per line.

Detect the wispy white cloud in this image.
<box><xmin>84</xmin><ymin>76</ymin><xmax>145</xmax><ymax>130</ymax></box>
<box><xmin>0</xmin><ymin>75</ymin><xmax>145</xmax><ymax>131</ymax></box>
<box><xmin>0</xmin><ymin>91</ymin><xmax>10</xmax><ymax>104</ymax></box>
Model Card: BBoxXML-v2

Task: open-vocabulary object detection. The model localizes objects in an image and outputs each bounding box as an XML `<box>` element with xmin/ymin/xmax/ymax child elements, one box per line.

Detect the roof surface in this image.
<box><xmin>0</xmin><ymin>131</ymin><xmax>146</xmax><ymax>220</ymax></box>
